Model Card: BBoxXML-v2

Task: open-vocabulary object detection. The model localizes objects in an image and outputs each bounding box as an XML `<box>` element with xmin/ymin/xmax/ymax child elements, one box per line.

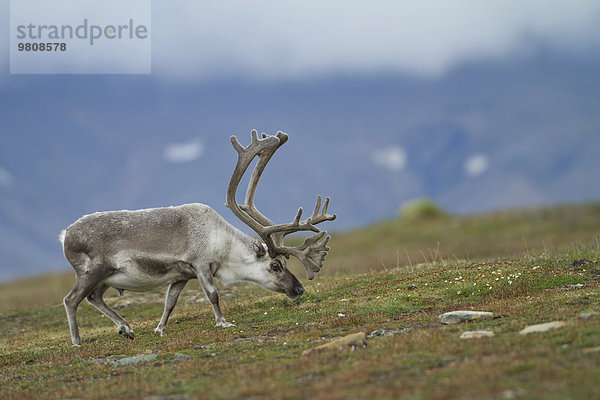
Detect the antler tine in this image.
<box><xmin>230</xmin><ymin>135</ymin><xmax>245</xmax><ymax>154</ymax></box>
<box><xmin>250</xmin><ymin>129</ymin><xmax>261</xmax><ymax>145</ymax></box>
<box><xmin>322</xmin><ymin>197</ymin><xmax>330</xmax><ymax>215</ymax></box>
<box><xmin>310</xmin><ymin>195</ymin><xmax>322</xmax><ymax>220</ymax></box>
<box><xmin>293</xmin><ymin>207</ymin><xmax>303</xmax><ymax>225</ymax></box>
<box><xmin>307</xmin><ymin>195</ymin><xmax>337</xmax><ymax>226</ymax></box>
<box><xmin>308</xmin><ymin>195</ymin><xmax>333</xmax><ymax>222</ymax></box>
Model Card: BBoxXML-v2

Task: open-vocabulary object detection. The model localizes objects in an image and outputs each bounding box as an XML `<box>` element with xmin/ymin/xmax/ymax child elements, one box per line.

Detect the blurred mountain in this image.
<box><xmin>0</xmin><ymin>49</ymin><xmax>599</xmax><ymax>281</ymax></box>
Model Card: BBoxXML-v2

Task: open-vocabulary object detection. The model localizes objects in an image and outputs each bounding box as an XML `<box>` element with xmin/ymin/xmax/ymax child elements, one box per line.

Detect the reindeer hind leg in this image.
<box><xmin>63</xmin><ymin>274</ymin><xmax>98</xmax><ymax>346</ymax></box>
<box><xmin>63</xmin><ymin>255</ymin><xmax>113</xmax><ymax>346</ymax></box>
<box><xmin>86</xmin><ymin>284</ymin><xmax>134</xmax><ymax>339</ymax></box>
<box><xmin>155</xmin><ymin>280</ymin><xmax>188</xmax><ymax>336</ymax></box>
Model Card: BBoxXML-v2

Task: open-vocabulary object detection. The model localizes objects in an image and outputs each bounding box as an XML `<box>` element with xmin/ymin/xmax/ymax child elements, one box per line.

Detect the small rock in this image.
<box><xmin>97</xmin><ymin>354</ymin><xmax>158</xmax><ymax>367</ymax></box>
<box><xmin>439</xmin><ymin>311</ymin><xmax>494</xmax><ymax>324</ymax></box>
<box><xmin>502</xmin><ymin>389</ymin><xmax>524</xmax><ymax>399</ymax></box>
<box><xmin>582</xmin><ymin>346</ymin><xmax>600</xmax><ymax>354</ymax></box>
<box><xmin>578</xmin><ymin>312</ymin><xmax>599</xmax><ymax>320</ymax></box>
<box><xmin>171</xmin><ymin>353</ymin><xmax>191</xmax><ymax>362</ymax></box>
<box><xmin>368</xmin><ymin>328</ymin><xmax>411</xmax><ymax>338</ymax></box>
<box><xmin>302</xmin><ymin>332</ymin><xmax>367</xmax><ymax>356</ymax></box>
<box><xmin>194</xmin><ymin>343</ymin><xmax>215</xmax><ymax>350</ymax></box>
<box><xmin>113</xmin><ymin>354</ymin><xmax>157</xmax><ymax>367</ymax></box>
<box><xmin>519</xmin><ymin>321</ymin><xmax>566</xmax><ymax>335</ymax></box>
<box><xmin>568</xmin><ymin>283</ymin><xmax>584</xmax><ymax>289</ymax></box>
<box><xmin>460</xmin><ymin>330</ymin><xmax>495</xmax><ymax>339</ymax></box>
<box><xmin>143</xmin><ymin>395</ymin><xmax>188</xmax><ymax>400</ymax></box>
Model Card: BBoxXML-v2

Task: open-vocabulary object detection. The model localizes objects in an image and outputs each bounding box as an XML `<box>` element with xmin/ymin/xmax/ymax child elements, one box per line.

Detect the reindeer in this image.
<box><xmin>60</xmin><ymin>130</ymin><xmax>335</xmax><ymax>346</ymax></box>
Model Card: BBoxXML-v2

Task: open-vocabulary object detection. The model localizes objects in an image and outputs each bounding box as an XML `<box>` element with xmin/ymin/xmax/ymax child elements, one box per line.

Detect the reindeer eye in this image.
<box><xmin>270</xmin><ymin>261</ymin><xmax>282</xmax><ymax>272</ymax></box>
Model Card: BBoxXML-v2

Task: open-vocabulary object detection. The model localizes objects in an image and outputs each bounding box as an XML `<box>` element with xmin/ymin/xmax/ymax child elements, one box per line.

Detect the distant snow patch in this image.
<box><xmin>0</xmin><ymin>167</ymin><xmax>13</xmax><ymax>187</ymax></box>
<box><xmin>464</xmin><ymin>154</ymin><xmax>488</xmax><ymax>177</ymax></box>
<box><xmin>371</xmin><ymin>146</ymin><xmax>407</xmax><ymax>172</ymax></box>
<box><xmin>164</xmin><ymin>140</ymin><xmax>204</xmax><ymax>163</ymax></box>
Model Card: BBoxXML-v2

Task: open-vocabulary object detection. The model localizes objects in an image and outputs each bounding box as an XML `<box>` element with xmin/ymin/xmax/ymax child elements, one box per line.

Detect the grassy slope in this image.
<box><xmin>1</xmin><ymin>204</ymin><xmax>599</xmax><ymax>399</ymax></box>
<box><xmin>324</xmin><ymin>203</ymin><xmax>600</xmax><ymax>276</ymax></box>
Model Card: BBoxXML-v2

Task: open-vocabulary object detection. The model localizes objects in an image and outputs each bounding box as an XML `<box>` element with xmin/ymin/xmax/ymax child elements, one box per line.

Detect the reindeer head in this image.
<box><xmin>225</xmin><ymin>130</ymin><xmax>336</xmax><ymax>297</ymax></box>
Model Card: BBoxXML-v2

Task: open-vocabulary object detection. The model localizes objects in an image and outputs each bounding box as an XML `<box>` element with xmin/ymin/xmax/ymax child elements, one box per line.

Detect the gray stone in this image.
<box><xmin>568</xmin><ymin>283</ymin><xmax>584</xmax><ymax>289</ymax></box>
<box><xmin>460</xmin><ymin>330</ymin><xmax>495</xmax><ymax>339</ymax></box>
<box><xmin>519</xmin><ymin>321</ymin><xmax>566</xmax><ymax>335</ymax></box>
<box><xmin>143</xmin><ymin>395</ymin><xmax>189</xmax><ymax>400</ymax></box>
<box><xmin>439</xmin><ymin>311</ymin><xmax>494</xmax><ymax>324</ymax></box>
<box><xmin>194</xmin><ymin>343</ymin><xmax>215</xmax><ymax>350</ymax></box>
<box><xmin>171</xmin><ymin>353</ymin><xmax>191</xmax><ymax>362</ymax></box>
<box><xmin>502</xmin><ymin>389</ymin><xmax>524</xmax><ymax>399</ymax></box>
<box><xmin>95</xmin><ymin>354</ymin><xmax>158</xmax><ymax>367</ymax></box>
<box><xmin>582</xmin><ymin>346</ymin><xmax>600</xmax><ymax>354</ymax></box>
<box><xmin>302</xmin><ymin>332</ymin><xmax>367</xmax><ymax>356</ymax></box>
<box><xmin>112</xmin><ymin>354</ymin><xmax>157</xmax><ymax>367</ymax></box>
<box><xmin>578</xmin><ymin>312</ymin><xmax>599</xmax><ymax>320</ymax></box>
<box><xmin>368</xmin><ymin>328</ymin><xmax>411</xmax><ymax>338</ymax></box>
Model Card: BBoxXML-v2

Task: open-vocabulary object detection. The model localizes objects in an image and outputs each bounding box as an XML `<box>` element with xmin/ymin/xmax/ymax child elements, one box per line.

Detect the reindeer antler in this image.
<box><xmin>226</xmin><ymin>130</ymin><xmax>336</xmax><ymax>279</ymax></box>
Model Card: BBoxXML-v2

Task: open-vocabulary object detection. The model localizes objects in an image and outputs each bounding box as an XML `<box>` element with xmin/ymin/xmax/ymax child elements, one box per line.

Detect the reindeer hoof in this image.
<box><xmin>154</xmin><ymin>328</ymin><xmax>166</xmax><ymax>337</ymax></box>
<box><xmin>216</xmin><ymin>321</ymin><xmax>235</xmax><ymax>328</ymax></box>
<box><xmin>118</xmin><ymin>326</ymin><xmax>135</xmax><ymax>339</ymax></box>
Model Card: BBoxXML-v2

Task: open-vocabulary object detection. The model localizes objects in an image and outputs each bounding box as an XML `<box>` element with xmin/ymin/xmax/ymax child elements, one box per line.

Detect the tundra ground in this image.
<box><xmin>1</xmin><ymin>204</ymin><xmax>599</xmax><ymax>399</ymax></box>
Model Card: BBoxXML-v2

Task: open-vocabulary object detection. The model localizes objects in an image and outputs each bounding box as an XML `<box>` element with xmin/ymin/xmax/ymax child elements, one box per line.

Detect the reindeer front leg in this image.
<box><xmin>196</xmin><ymin>263</ymin><xmax>235</xmax><ymax>327</ymax></box>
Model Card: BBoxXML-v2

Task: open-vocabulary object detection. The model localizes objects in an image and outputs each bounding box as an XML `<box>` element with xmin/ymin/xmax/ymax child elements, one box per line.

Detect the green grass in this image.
<box><xmin>1</xmin><ymin>204</ymin><xmax>600</xmax><ymax>399</ymax></box>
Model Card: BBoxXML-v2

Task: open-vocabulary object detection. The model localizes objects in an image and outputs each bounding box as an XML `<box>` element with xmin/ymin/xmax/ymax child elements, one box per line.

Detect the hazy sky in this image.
<box><xmin>3</xmin><ymin>0</ymin><xmax>600</xmax><ymax>80</ymax></box>
<box><xmin>2</xmin><ymin>1</ymin><xmax>600</xmax><ymax>281</ymax></box>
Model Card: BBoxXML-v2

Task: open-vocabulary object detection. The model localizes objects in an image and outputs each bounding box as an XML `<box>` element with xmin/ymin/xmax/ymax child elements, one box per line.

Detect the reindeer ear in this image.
<box><xmin>253</xmin><ymin>241</ymin><xmax>267</xmax><ymax>258</ymax></box>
